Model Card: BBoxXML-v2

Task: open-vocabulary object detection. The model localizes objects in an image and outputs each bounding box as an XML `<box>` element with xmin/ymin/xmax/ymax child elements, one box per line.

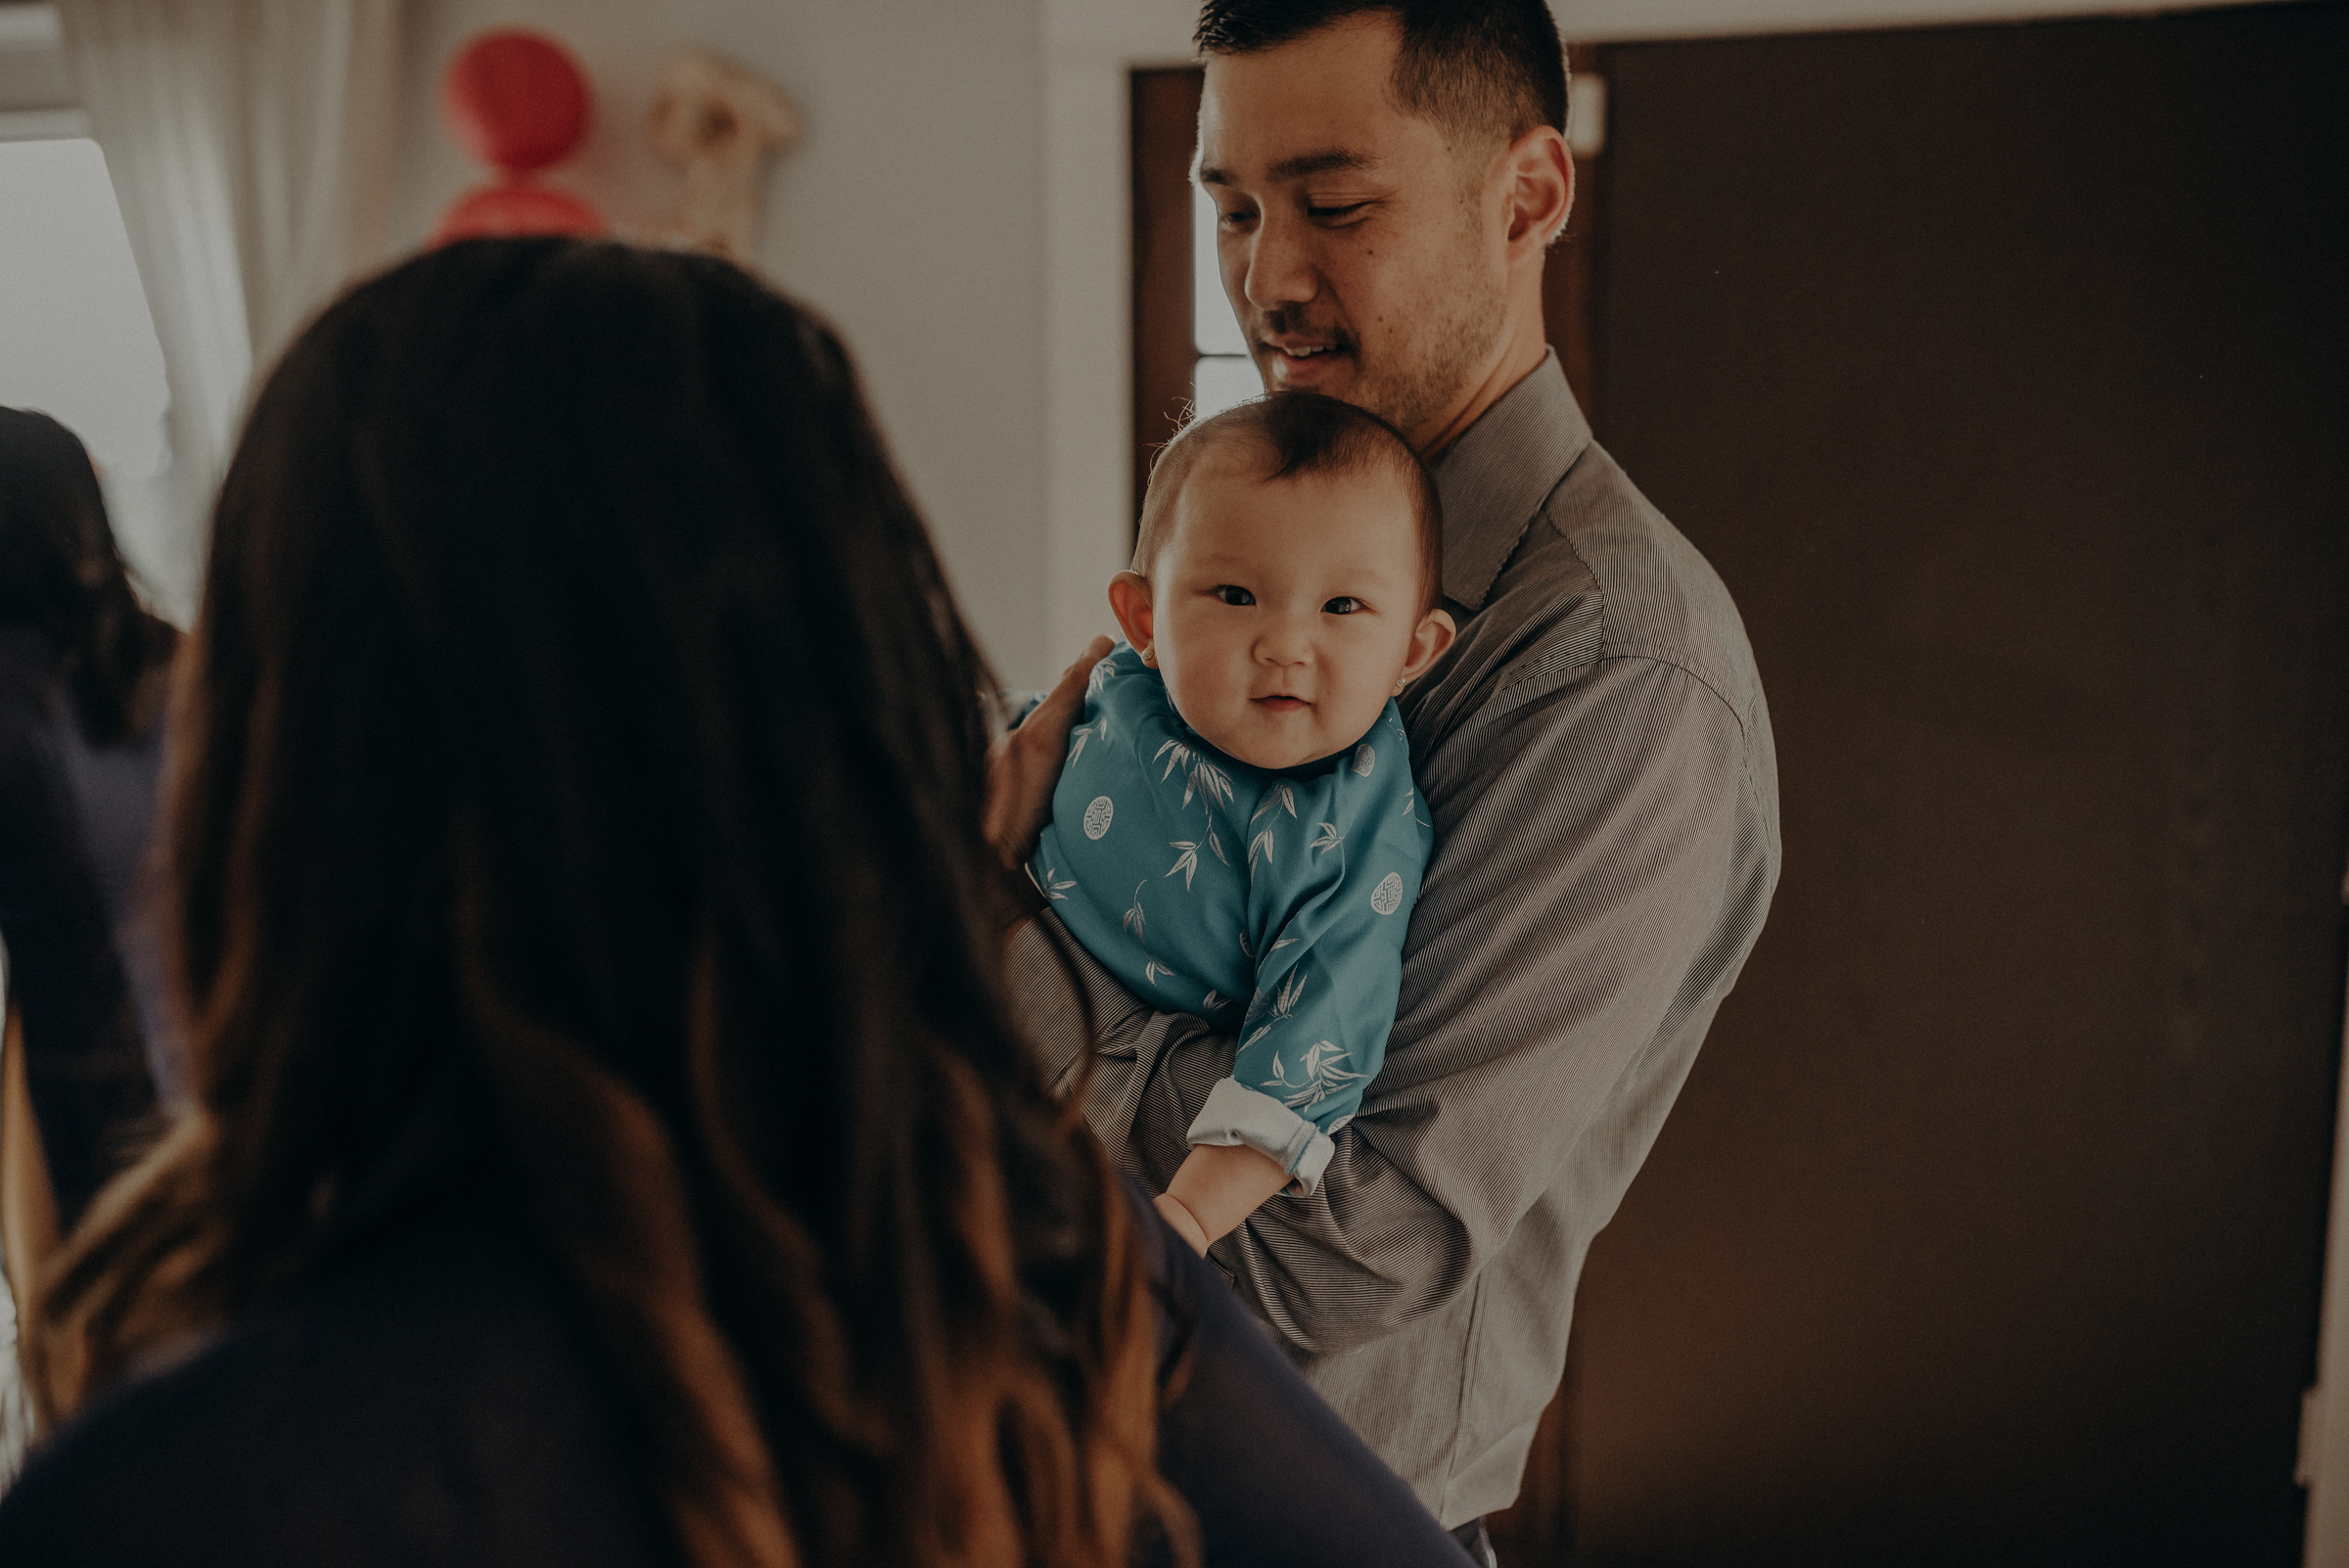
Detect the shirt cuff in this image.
<box><xmin>1184</xmin><ymin>1078</ymin><xmax>1336</xmax><ymax>1197</ymax></box>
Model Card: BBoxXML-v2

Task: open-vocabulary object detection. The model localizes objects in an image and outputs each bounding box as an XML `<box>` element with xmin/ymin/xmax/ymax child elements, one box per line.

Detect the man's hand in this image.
<box><xmin>984</xmin><ymin>636</ymin><xmax>1112</xmax><ymax>873</ymax></box>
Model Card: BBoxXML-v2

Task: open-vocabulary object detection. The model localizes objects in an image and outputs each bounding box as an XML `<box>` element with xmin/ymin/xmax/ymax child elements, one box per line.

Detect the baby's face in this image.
<box><xmin>1122</xmin><ymin>454</ymin><xmax>1453</xmax><ymax>770</ymax></box>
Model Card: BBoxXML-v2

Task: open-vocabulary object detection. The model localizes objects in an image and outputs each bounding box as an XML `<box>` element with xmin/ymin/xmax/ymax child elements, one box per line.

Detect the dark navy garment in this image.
<box><xmin>0</xmin><ymin>626</ymin><xmax>160</xmax><ymax>1226</ymax></box>
<box><xmin>0</xmin><ymin>1178</ymin><xmax>1469</xmax><ymax>1565</ymax></box>
<box><xmin>1131</xmin><ymin>1179</ymin><xmax>1474</xmax><ymax>1565</ymax></box>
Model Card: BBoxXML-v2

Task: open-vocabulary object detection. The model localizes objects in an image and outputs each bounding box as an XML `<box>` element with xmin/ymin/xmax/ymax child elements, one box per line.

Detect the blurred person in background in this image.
<box><xmin>0</xmin><ymin>240</ymin><xmax>1469</xmax><ymax>1566</ymax></box>
<box><xmin>0</xmin><ymin>407</ymin><xmax>173</xmax><ymax>1231</ymax></box>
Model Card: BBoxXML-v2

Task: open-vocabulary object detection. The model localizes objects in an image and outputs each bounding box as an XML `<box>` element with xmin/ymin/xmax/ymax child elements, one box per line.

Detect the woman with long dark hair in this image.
<box><xmin>0</xmin><ymin>241</ymin><xmax>1465</xmax><ymax>1565</ymax></box>
<box><xmin>0</xmin><ymin>409</ymin><xmax>173</xmax><ymax>1228</ymax></box>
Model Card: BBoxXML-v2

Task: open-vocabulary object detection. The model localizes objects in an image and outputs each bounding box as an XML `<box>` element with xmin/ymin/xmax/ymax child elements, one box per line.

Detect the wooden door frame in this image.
<box><xmin>1130</xmin><ymin>68</ymin><xmax>1207</xmax><ymax>524</ymax></box>
<box><xmin>2299</xmin><ymin>857</ymin><xmax>2349</xmax><ymax>1563</ymax></box>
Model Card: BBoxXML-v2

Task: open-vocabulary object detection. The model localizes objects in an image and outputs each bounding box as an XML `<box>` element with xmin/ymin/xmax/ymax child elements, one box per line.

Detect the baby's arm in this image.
<box><xmin>1154</xmin><ymin>1143</ymin><xmax>1291</xmax><ymax>1256</ymax></box>
<box><xmin>1168</xmin><ymin>759</ymin><xmax>1424</xmax><ymax>1252</ymax></box>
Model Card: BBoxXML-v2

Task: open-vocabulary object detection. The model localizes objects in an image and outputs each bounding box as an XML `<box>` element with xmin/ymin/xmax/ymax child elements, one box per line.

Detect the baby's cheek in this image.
<box><xmin>1321</xmin><ymin>674</ymin><xmax>1393</xmax><ymax>748</ymax></box>
<box><xmin>1176</xmin><ymin>666</ymin><xmax>1237</xmax><ymax>713</ymax></box>
<box><xmin>1158</xmin><ymin>659</ymin><xmax>1221</xmax><ymax>726</ymax></box>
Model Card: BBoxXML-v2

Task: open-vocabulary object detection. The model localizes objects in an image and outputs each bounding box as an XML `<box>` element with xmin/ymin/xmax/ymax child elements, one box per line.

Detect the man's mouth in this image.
<box><xmin>1260</xmin><ymin>334</ymin><xmax>1352</xmax><ymax>384</ymax></box>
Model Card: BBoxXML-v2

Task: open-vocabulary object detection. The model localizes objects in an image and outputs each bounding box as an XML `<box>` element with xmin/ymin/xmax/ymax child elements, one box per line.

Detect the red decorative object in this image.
<box><xmin>441</xmin><ymin>31</ymin><xmax>590</xmax><ymax>173</ymax></box>
<box><xmin>433</xmin><ymin>29</ymin><xmax>606</xmax><ymax>246</ymax></box>
<box><xmin>431</xmin><ymin>184</ymin><xmax>606</xmax><ymax>245</ymax></box>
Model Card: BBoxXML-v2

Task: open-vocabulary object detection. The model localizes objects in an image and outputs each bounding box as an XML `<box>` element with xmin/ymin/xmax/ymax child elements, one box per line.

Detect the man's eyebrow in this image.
<box><xmin>1197</xmin><ymin>148</ymin><xmax>1376</xmax><ymax>187</ymax></box>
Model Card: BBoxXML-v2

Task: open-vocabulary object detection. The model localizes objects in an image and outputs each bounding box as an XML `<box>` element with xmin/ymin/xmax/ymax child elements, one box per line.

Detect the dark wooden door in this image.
<box><xmin>1537</xmin><ymin>6</ymin><xmax>2349</xmax><ymax>1564</ymax></box>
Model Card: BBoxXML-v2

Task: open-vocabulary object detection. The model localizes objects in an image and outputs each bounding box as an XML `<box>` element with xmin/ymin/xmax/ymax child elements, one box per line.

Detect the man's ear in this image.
<box><xmin>1501</xmin><ymin>124</ymin><xmax>1573</xmax><ymax>264</ymax></box>
<box><xmin>1398</xmin><ymin>606</ymin><xmax>1457</xmax><ymax>686</ymax></box>
<box><xmin>1107</xmin><ymin>571</ymin><xmax>1156</xmax><ymax>658</ymax></box>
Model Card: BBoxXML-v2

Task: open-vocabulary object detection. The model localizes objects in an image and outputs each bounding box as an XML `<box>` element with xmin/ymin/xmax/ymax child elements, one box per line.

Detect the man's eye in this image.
<box><xmin>1307</xmin><ymin>202</ymin><xmax>1368</xmax><ymax>222</ymax></box>
<box><xmin>1217</xmin><ymin>585</ymin><xmax>1256</xmax><ymax>607</ymax></box>
<box><xmin>1323</xmin><ymin>596</ymin><xmax>1362</xmax><ymax>615</ymax></box>
<box><xmin>1217</xmin><ymin>207</ymin><xmax>1256</xmax><ymax>230</ymax></box>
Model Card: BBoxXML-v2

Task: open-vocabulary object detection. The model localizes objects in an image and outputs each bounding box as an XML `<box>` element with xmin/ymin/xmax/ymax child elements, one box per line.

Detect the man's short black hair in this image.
<box><xmin>1136</xmin><ymin>392</ymin><xmax>1443</xmax><ymax>614</ymax></box>
<box><xmin>1195</xmin><ymin>0</ymin><xmax>1568</xmax><ymax>149</ymax></box>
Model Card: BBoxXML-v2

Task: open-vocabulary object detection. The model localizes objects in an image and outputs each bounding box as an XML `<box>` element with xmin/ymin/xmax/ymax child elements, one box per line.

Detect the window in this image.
<box><xmin>1126</xmin><ymin>68</ymin><xmax>1285</xmax><ymax>520</ymax></box>
<box><xmin>1130</xmin><ymin>68</ymin><xmax>1210</xmax><ymax>519</ymax></box>
<box><xmin>1189</xmin><ymin>179</ymin><xmax>1255</xmax><ymax>419</ymax></box>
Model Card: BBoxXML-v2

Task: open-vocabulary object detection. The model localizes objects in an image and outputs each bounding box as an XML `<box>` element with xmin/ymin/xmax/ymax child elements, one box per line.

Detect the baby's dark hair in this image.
<box><xmin>1134</xmin><ymin>392</ymin><xmax>1443</xmax><ymax>613</ymax></box>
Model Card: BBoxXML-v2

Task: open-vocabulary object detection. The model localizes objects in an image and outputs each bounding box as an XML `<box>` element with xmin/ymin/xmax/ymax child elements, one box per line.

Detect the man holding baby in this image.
<box><xmin>991</xmin><ymin>2</ymin><xmax>1782</xmax><ymax>1558</ymax></box>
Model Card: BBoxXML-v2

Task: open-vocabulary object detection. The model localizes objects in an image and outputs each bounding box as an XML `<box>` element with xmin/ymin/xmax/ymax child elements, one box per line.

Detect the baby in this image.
<box><xmin>1031</xmin><ymin>392</ymin><xmax>1455</xmax><ymax>1256</ymax></box>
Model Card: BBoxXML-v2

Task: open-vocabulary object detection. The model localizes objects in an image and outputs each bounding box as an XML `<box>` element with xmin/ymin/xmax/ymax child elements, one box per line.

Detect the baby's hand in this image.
<box><xmin>983</xmin><ymin>636</ymin><xmax>1112</xmax><ymax>872</ymax></box>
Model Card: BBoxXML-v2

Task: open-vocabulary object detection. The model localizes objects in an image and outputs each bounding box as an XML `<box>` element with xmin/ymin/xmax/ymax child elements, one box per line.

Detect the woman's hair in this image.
<box><xmin>0</xmin><ymin>407</ymin><xmax>178</xmax><ymax>744</ymax></box>
<box><xmin>35</xmin><ymin>240</ymin><xmax>1176</xmax><ymax>1568</ymax></box>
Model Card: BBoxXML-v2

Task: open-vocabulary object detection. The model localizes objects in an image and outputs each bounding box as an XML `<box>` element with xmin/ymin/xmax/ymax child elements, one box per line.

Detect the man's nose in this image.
<box><xmin>1240</xmin><ymin>214</ymin><xmax>1317</xmax><ymax>312</ymax></box>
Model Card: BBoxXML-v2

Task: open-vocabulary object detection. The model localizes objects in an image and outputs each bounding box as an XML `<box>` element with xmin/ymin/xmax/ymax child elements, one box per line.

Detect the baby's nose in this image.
<box><xmin>1255</xmin><ymin>625</ymin><xmax>1311</xmax><ymax>664</ymax></box>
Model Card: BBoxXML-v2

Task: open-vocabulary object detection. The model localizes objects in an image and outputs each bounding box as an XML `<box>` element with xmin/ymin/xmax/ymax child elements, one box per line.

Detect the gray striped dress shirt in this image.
<box><xmin>1007</xmin><ymin>350</ymin><xmax>1781</xmax><ymax>1526</ymax></box>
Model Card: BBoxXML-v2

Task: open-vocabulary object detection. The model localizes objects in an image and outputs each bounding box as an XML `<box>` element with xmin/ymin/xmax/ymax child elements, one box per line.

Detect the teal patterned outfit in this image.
<box><xmin>1030</xmin><ymin>642</ymin><xmax>1430</xmax><ymax>1193</ymax></box>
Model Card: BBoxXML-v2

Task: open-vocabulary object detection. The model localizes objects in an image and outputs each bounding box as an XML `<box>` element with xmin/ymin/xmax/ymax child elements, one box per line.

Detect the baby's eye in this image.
<box><xmin>1216</xmin><ymin>585</ymin><xmax>1256</xmax><ymax>607</ymax></box>
<box><xmin>1323</xmin><ymin>596</ymin><xmax>1362</xmax><ymax>615</ymax></box>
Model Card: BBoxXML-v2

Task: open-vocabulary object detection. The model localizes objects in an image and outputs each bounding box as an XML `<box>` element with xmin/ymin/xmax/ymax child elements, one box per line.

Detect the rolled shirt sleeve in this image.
<box><xmin>1184</xmin><ymin>1077</ymin><xmax>1332</xmax><ymax>1193</ymax></box>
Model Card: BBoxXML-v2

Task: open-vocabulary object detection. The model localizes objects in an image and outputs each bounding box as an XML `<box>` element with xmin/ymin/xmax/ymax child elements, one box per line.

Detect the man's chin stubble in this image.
<box><xmin>1375</xmin><ymin>297</ymin><xmax>1505</xmax><ymax>443</ymax></box>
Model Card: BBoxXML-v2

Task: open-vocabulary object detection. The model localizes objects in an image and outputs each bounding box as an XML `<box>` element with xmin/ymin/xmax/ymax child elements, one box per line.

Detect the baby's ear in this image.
<box><xmin>1107</xmin><ymin>572</ymin><xmax>1156</xmax><ymax>657</ymax></box>
<box><xmin>1400</xmin><ymin>606</ymin><xmax>1457</xmax><ymax>683</ymax></box>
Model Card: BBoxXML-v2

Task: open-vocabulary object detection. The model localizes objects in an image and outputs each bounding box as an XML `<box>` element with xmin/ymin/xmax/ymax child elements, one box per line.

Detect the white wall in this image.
<box><xmin>390</xmin><ymin>0</ymin><xmax>1053</xmax><ymax>687</ymax></box>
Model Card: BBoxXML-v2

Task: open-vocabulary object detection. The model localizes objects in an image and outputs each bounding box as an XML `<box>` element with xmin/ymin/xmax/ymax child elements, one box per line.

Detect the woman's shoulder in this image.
<box><xmin>0</xmin><ymin>1203</ymin><xmax>675</xmax><ymax>1568</ymax></box>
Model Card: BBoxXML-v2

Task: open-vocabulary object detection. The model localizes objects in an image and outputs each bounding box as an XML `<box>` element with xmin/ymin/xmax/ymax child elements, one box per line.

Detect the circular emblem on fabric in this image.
<box><xmin>1082</xmin><ymin>796</ymin><xmax>1114</xmax><ymax>840</ymax></box>
<box><xmin>1370</xmin><ymin>871</ymin><xmax>1405</xmax><ymax>915</ymax></box>
<box><xmin>1353</xmin><ymin>743</ymin><xmax>1376</xmax><ymax>776</ymax></box>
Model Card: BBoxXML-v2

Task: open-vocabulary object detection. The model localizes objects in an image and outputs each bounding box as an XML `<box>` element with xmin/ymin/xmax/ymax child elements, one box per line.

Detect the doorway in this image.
<box><xmin>1552</xmin><ymin>6</ymin><xmax>2349</xmax><ymax>1563</ymax></box>
<box><xmin>1126</xmin><ymin>6</ymin><xmax>2349</xmax><ymax>1559</ymax></box>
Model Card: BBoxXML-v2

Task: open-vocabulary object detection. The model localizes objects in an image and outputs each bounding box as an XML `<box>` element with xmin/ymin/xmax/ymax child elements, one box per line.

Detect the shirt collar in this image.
<box><xmin>1429</xmin><ymin>348</ymin><xmax>1591</xmax><ymax>615</ymax></box>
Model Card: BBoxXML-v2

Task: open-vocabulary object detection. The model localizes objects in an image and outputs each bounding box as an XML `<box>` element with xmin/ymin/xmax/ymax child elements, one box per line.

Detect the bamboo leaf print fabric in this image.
<box><xmin>1030</xmin><ymin>642</ymin><xmax>1431</xmax><ymax>1192</ymax></box>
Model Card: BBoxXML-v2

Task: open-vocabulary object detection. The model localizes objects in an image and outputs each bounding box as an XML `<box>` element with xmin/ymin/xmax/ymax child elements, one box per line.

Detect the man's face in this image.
<box><xmin>1198</xmin><ymin>16</ymin><xmax>1508</xmax><ymax>449</ymax></box>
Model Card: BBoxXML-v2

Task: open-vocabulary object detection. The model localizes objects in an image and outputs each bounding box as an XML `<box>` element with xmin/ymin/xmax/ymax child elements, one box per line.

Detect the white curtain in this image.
<box><xmin>57</xmin><ymin>0</ymin><xmax>401</xmax><ymax>623</ymax></box>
